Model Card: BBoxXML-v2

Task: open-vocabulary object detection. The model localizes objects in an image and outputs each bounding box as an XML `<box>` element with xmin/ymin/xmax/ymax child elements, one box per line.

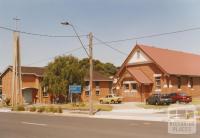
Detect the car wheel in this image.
<box><xmin>118</xmin><ymin>101</ymin><xmax>122</xmax><ymax>104</ymax></box>
<box><xmin>155</xmin><ymin>101</ymin><xmax>159</xmax><ymax>105</ymax></box>
<box><xmin>100</xmin><ymin>100</ymin><xmax>103</xmax><ymax>104</ymax></box>
<box><xmin>111</xmin><ymin>100</ymin><xmax>115</xmax><ymax>104</ymax></box>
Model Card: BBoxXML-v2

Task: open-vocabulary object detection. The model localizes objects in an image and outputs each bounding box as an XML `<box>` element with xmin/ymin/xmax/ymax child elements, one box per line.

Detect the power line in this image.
<box><xmin>93</xmin><ymin>36</ymin><xmax>127</xmax><ymax>55</ymax></box>
<box><xmin>25</xmin><ymin>46</ymin><xmax>83</xmax><ymax>66</ymax></box>
<box><xmin>0</xmin><ymin>26</ymin><xmax>87</xmax><ymax>38</ymax></box>
<box><xmin>94</xmin><ymin>27</ymin><xmax>200</xmax><ymax>45</ymax></box>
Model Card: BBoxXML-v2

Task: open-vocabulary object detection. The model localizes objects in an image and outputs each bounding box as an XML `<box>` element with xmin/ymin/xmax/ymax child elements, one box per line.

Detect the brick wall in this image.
<box><xmin>1</xmin><ymin>70</ymin><xmax>48</xmax><ymax>104</ymax></box>
<box><xmin>116</xmin><ymin>63</ymin><xmax>200</xmax><ymax>102</ymax></box>
<box><xmin>81</xmin><ymin>81</ymin><xmax>112</xmax><ymax>102</ymax></box>
<box><xmin>2</xmin><ymin>70</ymin><xmax>12</xmax><ymax>99</ymax></box>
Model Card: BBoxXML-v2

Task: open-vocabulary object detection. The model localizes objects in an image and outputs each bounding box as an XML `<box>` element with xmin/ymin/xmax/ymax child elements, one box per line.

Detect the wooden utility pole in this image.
<box><xmin>89</xmin><ymin>32</ymin><xmax>93</xmax><ymax>115</ymax></box>
<box><xmin>11</xmin><ymin>17</ymin><xmax>22</xmax><ymax>106</ymax></box>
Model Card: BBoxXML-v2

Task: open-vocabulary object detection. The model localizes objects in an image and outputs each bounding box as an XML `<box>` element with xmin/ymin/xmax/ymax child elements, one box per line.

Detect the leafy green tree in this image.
<box><xmin>42</xmin><ymin>55</ymin><xmax>85</xmax><ymax>101</ymax></box>
<box><xmin>79</xmin><ymin>58</ymin><xmax>117</xmax><ymax>76</ymax></box>
<box><xmin>42</xmin><ymin>55</ymin><xmax>117</xmax><ymax>103</ymax></box>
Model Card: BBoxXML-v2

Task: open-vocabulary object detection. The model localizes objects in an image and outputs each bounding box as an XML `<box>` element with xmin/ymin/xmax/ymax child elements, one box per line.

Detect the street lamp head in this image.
<box><xmin>61</xmin><ymin>21</ymin><xmax>70</xmax><ymax>26</ymax></box>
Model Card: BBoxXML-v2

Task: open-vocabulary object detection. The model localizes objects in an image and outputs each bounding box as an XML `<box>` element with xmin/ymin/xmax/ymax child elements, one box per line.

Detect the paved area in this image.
<box><xmin>96</xmin><ymin>102</ymin><xmax>168</xmax><ymax>121</ymax></box>
<box><xmin>95</xmin><ymin>111</ymin><xmax>168</xmax><ymax>122</ymax></box>
<box><xmin>111</xmin><ymin>102</ymin><xmax>142</xmax><ymax>110</ymax></box>
<box><xmin>0</xmin><ymin>112</ymin><xmax>199</xmax><ymax>138</ymax></box>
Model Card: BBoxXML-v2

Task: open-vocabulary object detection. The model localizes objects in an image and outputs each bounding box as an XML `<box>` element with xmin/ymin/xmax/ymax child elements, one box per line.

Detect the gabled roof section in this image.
<box><xmin>0</xmin><ymin>66</ymin><xmax>45</xmax><ymax>78</ymax></box>
<box><xmin>139</xmin><ymin>44</ymin><xmax>200</xmax><ymax>76</ymax></box>
<box><xmin>84</xmin><ymin>71</ymin><xmax>112</xmax><ymax>82</ymax></box>
<box><xmin>128</xmin><ymin>48</ymin><xmax>151</xmax><ymax>64</ymax></box>
<box><xmin>116</xmin><ymin>44</ymin><xmax>200</xmax><ymax>77</ymax></box>
<box><xmin>127</xmin><ymin>68</ymin><xmax>152</xmax><ymax>84</ymax></box>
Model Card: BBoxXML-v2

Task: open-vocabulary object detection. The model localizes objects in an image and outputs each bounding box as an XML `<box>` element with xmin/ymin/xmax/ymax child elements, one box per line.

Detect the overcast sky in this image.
<box><xmin>0</xmin><ymin>0</ymin><xmax>200</xmax><ymax>71</ymax></box>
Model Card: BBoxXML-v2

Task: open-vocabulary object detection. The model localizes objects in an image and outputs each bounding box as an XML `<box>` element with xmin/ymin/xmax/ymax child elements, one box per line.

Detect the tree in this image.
<box><xmin>42</xmin><ymin>55</ymin><xmax>85</xmax><ymax>102</ymax></box>
<box><xmin>79</xmin><ymin>58</ymin><xmax>117</xmax><ymax>77</ymax></box>
<box><xmin>42</xmin><ymin>55</ymin><xmax>117</xmax><ymax>103</ymax></box>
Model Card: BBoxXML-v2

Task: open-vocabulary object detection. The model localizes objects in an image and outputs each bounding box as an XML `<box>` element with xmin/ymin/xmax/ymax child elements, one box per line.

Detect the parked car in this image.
<box><xmin>99</xmin><ymin>94</ymin><xmax>123</xmax><ymax>104</ymax></box>
<box><xmin>146</xmin><ymin>94</ymin><xmax>172</xmax><ymax>105</ymax></box>
<box><xmin>169</xmin><ymin>92</ymin><xmax>192</xmax><ymax>103</ymax></box>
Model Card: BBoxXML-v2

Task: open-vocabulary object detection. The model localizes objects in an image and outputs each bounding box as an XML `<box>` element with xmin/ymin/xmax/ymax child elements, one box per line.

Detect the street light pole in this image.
<box><xmin>61</xmin><ymin>22</ymin><xmax>89</xmax><ymax>57</ymax></box>
<box><xmin>61</xmin><ymin>22</ymin><xmax>93</xmax><ymax>115</ymax></box>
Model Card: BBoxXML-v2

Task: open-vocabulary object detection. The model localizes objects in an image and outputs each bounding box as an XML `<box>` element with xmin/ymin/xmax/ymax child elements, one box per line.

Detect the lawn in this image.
<box><xmin>191</xmin><ymin>98</ymin><xmax>200</xmax><ymax>105</ymax></box>
<box><xmin>59</xmin><ymin>103</ymin><xmax>113</xmax><ymax>111</ymax></box>
<box><xmin>29</xmin><ymin>103</ymin><xmax>113</xmax><ymax>112</ymax></box>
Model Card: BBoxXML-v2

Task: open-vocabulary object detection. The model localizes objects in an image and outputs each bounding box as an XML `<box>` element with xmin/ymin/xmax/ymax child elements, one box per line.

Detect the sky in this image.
<box><xmin>0</xmin><ymin>0</ymin><xmax>200</xmax><ymax>71</ymax></box>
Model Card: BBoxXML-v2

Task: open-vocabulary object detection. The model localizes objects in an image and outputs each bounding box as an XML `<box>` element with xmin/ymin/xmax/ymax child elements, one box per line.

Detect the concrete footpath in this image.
<box><xmin>95</xmin><ymin>109</ymin><xmax>168</xmax><ymax>122</ymax></box>
<box><xmin>0</xmin><ymin>107</ymin><xmax>168</xmax><ymax>122</ymax></box>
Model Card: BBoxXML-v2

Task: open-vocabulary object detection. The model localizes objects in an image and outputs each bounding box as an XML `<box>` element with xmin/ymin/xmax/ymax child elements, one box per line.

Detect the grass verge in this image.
<box><xmin>191</xmin><ymin>99</ymin><xmax>200</xmax><ymax>105</ymax></box>
<box><xmin>59</xmin><ymin>103</ymin><xmax>113</xmax><ymax>111</ymax></box>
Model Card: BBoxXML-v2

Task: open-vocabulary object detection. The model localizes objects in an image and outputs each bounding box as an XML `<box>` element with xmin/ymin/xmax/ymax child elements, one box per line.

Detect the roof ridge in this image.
<box><xmin>137</xmin><ymin>44</ymin><xmax>200</xmax><ymax>57</ymax></box>
<box><xmin>8</xmin><ymin>65</ymin><xmax>45</xmax><ymax>69</ymax></box>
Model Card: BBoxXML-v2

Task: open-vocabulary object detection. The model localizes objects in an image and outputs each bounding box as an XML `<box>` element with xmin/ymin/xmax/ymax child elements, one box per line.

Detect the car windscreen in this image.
<box><xmin>179</xmin><ymin>93</ymin><xmax>187</xmax><ymax>96</ymax></box>
<box><xmin>161</xmin><ymin>94</ymin><xmax>170</xmax><ymax>98</ymax></box>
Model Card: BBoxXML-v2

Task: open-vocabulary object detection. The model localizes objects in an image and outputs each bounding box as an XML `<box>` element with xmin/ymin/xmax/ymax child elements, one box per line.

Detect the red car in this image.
<box><xmin>169</xmin><ymin>92</ymin><xmax>192</xmax><ymax>103</ymax></box>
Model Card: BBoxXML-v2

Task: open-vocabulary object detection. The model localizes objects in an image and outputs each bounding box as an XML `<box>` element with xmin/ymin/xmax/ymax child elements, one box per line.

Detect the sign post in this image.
<box><xmin>69</xmin><ymin>85</ymin><xmax>81</xmax><ymax>103</ymax></box>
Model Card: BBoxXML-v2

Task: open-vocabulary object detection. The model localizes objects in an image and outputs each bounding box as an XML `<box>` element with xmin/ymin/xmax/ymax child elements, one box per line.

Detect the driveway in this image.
<box><xmin>95</xmin><ymin>102</ymin><xmax>168</xmax><ymax>121</ymax></box>
<box><xmin>111</xmin><ymin>102</ymin><xmax>142</xmax><ymax>110</ymax></box>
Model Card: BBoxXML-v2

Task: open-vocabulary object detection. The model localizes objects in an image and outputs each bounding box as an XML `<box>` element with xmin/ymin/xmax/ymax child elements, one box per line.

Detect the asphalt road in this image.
<box><xmin>0</xmin><ymin>112</ymin><xmax>199</xmax><ymax>138</ymax></box>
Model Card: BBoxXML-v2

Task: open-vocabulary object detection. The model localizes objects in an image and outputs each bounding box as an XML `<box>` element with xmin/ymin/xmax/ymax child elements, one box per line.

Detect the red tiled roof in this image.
<box><xmin>138</xmin><ymin>44</ymin><xmax>200</xmax><ymax>76</ymax></box>
<box><xmin>127</xmin><ymin>68</ymin><xmax>152</xmax><ymax>84</ymax></box>
<box><xmin>0</xmin><ymin>66</ymin><xmax>45</xmax><ymax>78</ymax></box>
<box><xmin>84</xmin><ymin>71</ymin><xmax>112</xmax><ymax>81</ymax></box>
<box><xmin>20</xmin><ymin>66</ymin><xmax>45</xmax><ymax>76</ymax></box>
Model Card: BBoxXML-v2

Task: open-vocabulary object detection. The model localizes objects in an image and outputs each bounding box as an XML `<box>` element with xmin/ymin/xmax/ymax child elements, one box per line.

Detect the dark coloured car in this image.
<box><xmin>146</xmin><ymin>94</ymin><xmax>172</xmax><ymax>105</ymax></box>
<box><xmin>169</xmin><ymin>92</ymin><xmax>192</xmax><ymax>103</ymax></box>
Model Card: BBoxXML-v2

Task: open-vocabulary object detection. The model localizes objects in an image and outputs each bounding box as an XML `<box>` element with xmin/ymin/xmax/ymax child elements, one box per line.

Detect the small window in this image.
<box><xmin>96</xmin><ymin>90</ymin><xmax>100</xmax><ymax>96</ymax></box>
<box><xmin>166</xmin><ymin>78</ymin><xmax>170</xmax><ymax>88</ymax></box>
<box><xmin>131</xmin><ymin>83</ymin><xmax>137</xmax><ymax>91</ymax></box>
<box><xmin>190</xmin><ymin>77</ymin><xmax>193</xmax><ymax>88</ymax></box>
<box><xmin>43</xmin><ymin>87</ymin><xmax>48</xmax><ymax>97</ymax></box>
<box><xmin>95</xmin><ymin>81</ymin><xmax>100</xmax><ymax>90</ymax></box>
<box><xmin>43</xmin><ymin>91</ymin><xmax>48</xmax><ymax>97</ymax></box>
<box><xmin>136</xmin><ymin>50</ymin><xmax>140</xmax><ymax>59</ymax></box>
<box><xmin>95</xmin><ymin>81</ymin><xmax>100</xmax><ymax>86</ymax></box>
<box><xmin>123</xmin><ymin>84</ymin><xmax>129</xmax><ymax>90</ymax></box>
<box><xmin>85</xmin><ymin>91</ymin><xmax>89</xmax><ymax>96</ymax></box>
<box><xmin>155</xmin><ymin>77</ymin><xmax>161</xmax><ymax>90</ymax></box>
<box><xmin>177</xmin><ymin>77</ymin><xmax>181</xmax><ymax>89</ymax></box>
<box><xmin>85</xmin><ymin>81</ymin><xmax>89</xmax><ymax>86</ymax></box>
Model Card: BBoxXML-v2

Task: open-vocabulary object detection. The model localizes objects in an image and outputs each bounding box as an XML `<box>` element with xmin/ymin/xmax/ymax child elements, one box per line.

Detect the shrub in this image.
<box><xmin>12</xmin><ymin>105</ymin><xmax>25</xmax><ymax>111</ymax></box>
<box><xmin>17</xmin><ymin>105</ymin><xmax>25</xmax><ymax>111</ymax></box>
<box><xmin>79</xmin><ymin>102</ymin><xmax>86</xmax><ymax>107</ymax></box>
<box><xmin>4</xmin><ymin>98</ymin><xmax>11</xmax><ymax>106</ymax></box>
<box><xmin>46</xmin><ymin>106</ymin><xmax>57</xmax><ymax>113</ymax></box>
<box><xmin>49</xmin><ymin>106</ymin><xmax>55</xmax><ymax>112</ymax></box>
<box><xmin>57</xmin><ymin>106</ymin><xmax>63</xmax><ymax>113</ymax></box>
<box><xmin>29</xmin><ymin>106</ymin><xmax>37</xmax><ymax>112</ymax></box>
<box><xmin>43</xmin><ymin>106</ymin><xmax>63</xmax><ymax>113</ymax></box>
<box><xmin>37</xmin><ymin>106</ymin><xmax>45</xmax><ymax>113</ymax></box>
